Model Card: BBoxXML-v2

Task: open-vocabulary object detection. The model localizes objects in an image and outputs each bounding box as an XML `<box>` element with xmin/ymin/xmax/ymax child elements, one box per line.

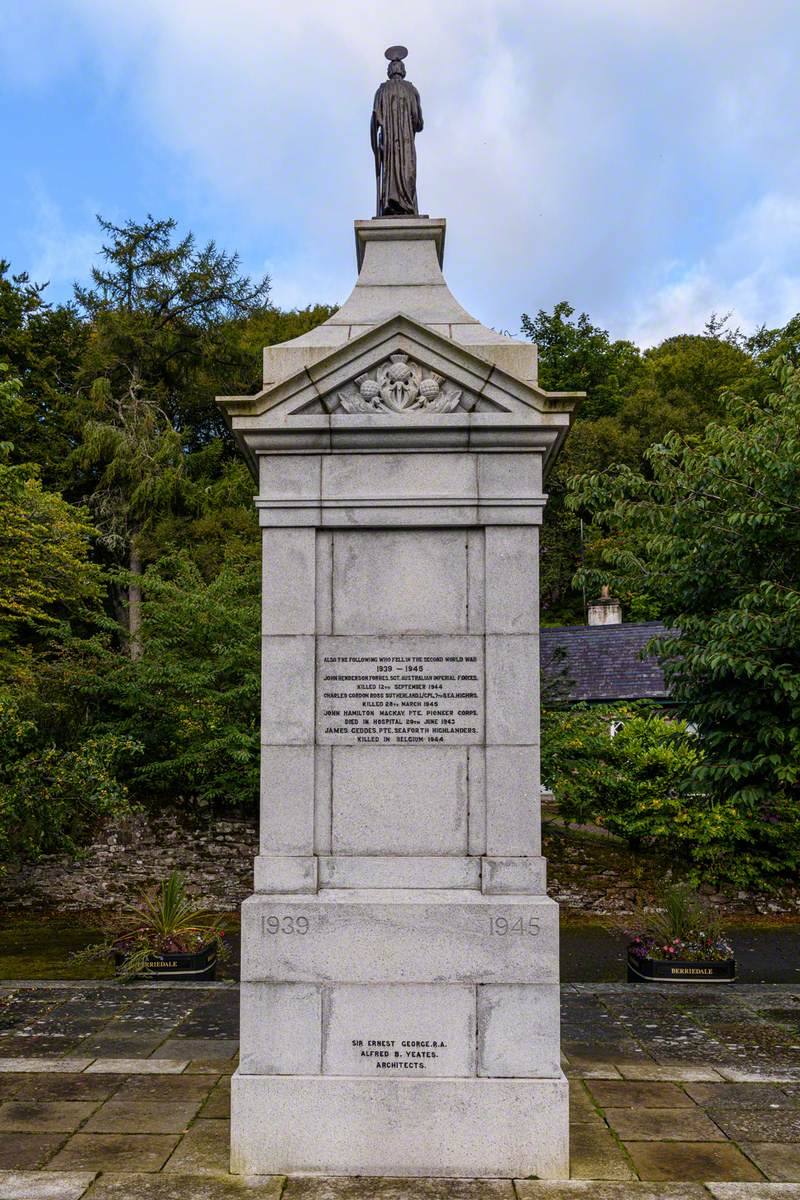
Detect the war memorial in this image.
<box><xmin>218</xmin><ymin>46</ymin><xmax>581</xmax><ymax>1178</ymax></box>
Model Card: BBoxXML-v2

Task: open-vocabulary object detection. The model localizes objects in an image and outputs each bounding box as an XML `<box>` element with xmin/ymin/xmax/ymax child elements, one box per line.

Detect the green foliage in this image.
<box><xmin>541</xmin><ymin>703</ymin><xmax>701</xmax><ymax>831</ymax></box>
<box><xmin>527</xmin><ymin>303</ymin><xmax>757</xmax><ymax>621</ymax></box>
<box><xmin>71</xmin><ymin>870</ymin><xmax>229</xmax><ymax>980</ymax></box>
<box><xmin>123</xmin><ymin>870</ymin><xmax>227</xmax><ymax>943</ymax></box>
<box><xmin>568</xmin><ymin>361</ymin><xmax>800</xmax><ymax>886</ymax></box>
<box><xmin>74</xmin><ymin>214</ymin><xmax>272</xmax><ymax>446</ymax></box>
<box><xmin>0</xmin><ymin>219</ymin><xmax>339</xmax><ymax>858</ymax></box>
<box><xmin>521</xmin><ymin>300</ymin><xmax>643</xmax><ymax>419</ymax></box>
<box><xmin>0</xmin><ymin>263</ymin><xmax>86</xmax><ymax>480</ymax></box>
<box><xmin>639</xmin><ymin>885</ymin><xmax>724</xmax><ymax>945</ymax></box>
<box><xmin>0</xmin><ymin>697</ymin><xmax>138</xmax><ymax>862</ymax></box>
<box><xmin>69</xmin><ymin>552</ymin><xmax>261</xmax><ymax>811</ymax></box>
<box><xmin>627</xmin><ymin>885</ymin><xmax>733</xmax><ymax>962</ymax></box>
<box><xmin>0</xmin><ymin>371</ymin><xmax>103</xmax><ymax>650</ymax></box>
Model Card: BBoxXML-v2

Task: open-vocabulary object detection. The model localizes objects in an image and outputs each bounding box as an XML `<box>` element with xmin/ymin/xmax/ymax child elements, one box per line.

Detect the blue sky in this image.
<box><xmin>2</xmin><ymin>0</ymin><xmax>800</xmax><ymax>346</ymax></box>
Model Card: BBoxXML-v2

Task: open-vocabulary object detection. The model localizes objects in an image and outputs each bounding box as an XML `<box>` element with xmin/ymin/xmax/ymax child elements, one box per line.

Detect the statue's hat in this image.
<box><xmin>384</xmin><ymin>45</ymin><xmax>408</xmax><ymax>62</ymax></box>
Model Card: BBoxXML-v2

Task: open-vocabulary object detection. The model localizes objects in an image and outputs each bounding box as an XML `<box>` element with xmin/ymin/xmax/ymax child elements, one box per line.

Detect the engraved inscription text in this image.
<box><xmin>317</xmin><ymin>638</ymin><xmax>483</xmax><ymax>745</ymax></box>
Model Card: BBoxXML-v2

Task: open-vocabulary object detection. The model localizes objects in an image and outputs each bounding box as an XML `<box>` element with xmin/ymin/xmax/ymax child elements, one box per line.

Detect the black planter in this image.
<box><xmin>627</xmin><ymin>951</ymin><xmax>735</xmax><ymax>983</ymax></box>
<box><xmin>115</xmin><ymin>942</ymin><xmax>217</xmax><ymax>981</ymax></box>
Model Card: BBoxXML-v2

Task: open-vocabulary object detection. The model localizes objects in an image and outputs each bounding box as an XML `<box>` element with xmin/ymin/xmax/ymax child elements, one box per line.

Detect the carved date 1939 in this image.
<box><xmin>489</xmin><ymin>916</ymin><xmax>539</xmax><ymax>936</ymax></box>
<box><xmin>262</xmin><ymin>915</ymin><xmax>310</xmax><ymax>935</ymax></box>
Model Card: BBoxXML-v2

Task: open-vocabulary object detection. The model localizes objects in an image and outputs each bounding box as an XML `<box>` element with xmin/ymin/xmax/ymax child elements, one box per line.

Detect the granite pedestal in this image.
<box><xmin>218</xmin><ymin>217</ymin><xmax>580</xmax><ymax>1178</ymax></box>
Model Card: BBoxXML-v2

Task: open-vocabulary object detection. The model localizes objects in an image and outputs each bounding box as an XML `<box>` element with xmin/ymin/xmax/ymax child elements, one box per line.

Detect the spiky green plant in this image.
<box><xmin>71</xmin><ymin>870</ymin><xmax>228</xmax><ymax>980</ymax></box>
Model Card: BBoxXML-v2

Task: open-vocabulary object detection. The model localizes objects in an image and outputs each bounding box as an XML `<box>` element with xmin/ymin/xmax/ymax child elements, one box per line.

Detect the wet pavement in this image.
<box><xmin>0</xmin><ymin>982</ymin><xmax>797</xmax><ymax>1195</ymax></box>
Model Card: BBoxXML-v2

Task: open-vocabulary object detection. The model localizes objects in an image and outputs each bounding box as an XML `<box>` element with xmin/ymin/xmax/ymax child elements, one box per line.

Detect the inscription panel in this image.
<box><xmin>316</xmin><ymin>635</ymin><xmax>483</xmax><ymax>746</ymax></box>
<box><xmin>323</xmin><ymin>984</ymin><xmax>475</xmax><ymax>1077</ymax></box>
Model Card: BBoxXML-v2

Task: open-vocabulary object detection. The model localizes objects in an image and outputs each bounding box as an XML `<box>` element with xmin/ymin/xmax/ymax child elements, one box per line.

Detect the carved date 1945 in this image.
<box><xmin>489</xmin><ymin>916</ymin><xmax>539</xmax><ymax>936</ymax></box>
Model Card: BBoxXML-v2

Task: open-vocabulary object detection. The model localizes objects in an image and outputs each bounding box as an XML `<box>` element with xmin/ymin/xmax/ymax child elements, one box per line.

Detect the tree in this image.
<box><xmin>71</xmin><ymin>215</ymin><xmax>271</xmax><ymax>656</ymax></box>
<box><xmin>524</xmin><ymin>302</ymin><xmax>757</xmax><ymax>621</ymax></box>
<box><xmin>568</xmin><ymin>361</ymin><xmax>800</xmax><ymax>886</ymax></box>
<box><xmin>0</xmin><ymin>371</ymin><xmax>103</xmax><ymax>657</ymax></box>
<box><xmin>521</xmin><ymin>300</ymin><xmax>642</xmax><ymax>420</ymax></box>
<box><xmin>66</xmin><ymin>552</ymin><xmax>261</xmax><ymax>811</ymax></box>
<box><xmin>0</xmin><ymin>263</ymin><xmax>86</xmax><ymax>480</ymax></box>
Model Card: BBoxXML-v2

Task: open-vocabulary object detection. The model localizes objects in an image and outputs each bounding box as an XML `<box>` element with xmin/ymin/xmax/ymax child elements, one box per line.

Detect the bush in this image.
<box><xmin>542</xmin><ymin>704</ymin><xmax>700</xmax><ymax>829</ymax></box>
<box><xmin>568</xmin><ymin>361</ymin><xmax>800</xmax><ymax>888</ymax></box>
<box><xmin>0</xmin><ymin>697</ymin><xmax>139</xmax><ymax>861</ymax></box>
<box><xmin>540</xmin><ymin>703</ymin><xmax>800</xmax><ymax>888</ymax></box>
<box><xmin>62</xmin><ymin>551</ymin><xmax>261</xmax><ymax>811</ymax></box>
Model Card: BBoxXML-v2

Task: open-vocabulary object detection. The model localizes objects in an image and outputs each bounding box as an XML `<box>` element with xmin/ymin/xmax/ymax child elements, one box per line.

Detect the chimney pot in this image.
<box><xmin>588</xmin><ymin>587</ymin><xmax>622</xmax><ymax>626</ymax></box>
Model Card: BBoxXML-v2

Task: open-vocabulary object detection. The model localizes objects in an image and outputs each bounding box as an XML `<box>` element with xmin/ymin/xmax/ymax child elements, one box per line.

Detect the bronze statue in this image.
<box><xmin>371</xmin><ymin>46</ymin><xmax>423</xmax><ymax>217</ymax></box>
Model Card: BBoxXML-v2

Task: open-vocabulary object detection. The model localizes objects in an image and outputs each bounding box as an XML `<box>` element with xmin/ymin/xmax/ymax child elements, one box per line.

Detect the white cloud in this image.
<box><xmin>22</xmin><ymin>187</ymin><xmax>99</xmax><ymax>296</ymax></box>
<box><xmin>3</xmin><ymin>0</ymin><xmax>800</xmax><ymax>344</ymax></box>
<box><xmin>623</xmin><ymin>192</ymin><xmax>800</xmax><ymax>346</ymax></box>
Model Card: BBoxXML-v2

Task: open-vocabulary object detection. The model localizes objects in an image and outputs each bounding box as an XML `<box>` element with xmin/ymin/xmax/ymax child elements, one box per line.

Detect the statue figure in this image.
<box><xmin>371</xmin><ymin>46</ymin><xmax>423</xmax><ymax>217</ymax></box>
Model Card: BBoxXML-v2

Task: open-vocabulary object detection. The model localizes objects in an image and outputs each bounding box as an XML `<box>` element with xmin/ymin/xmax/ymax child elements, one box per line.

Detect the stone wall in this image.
<box><xmin>1</xmin><ymin>807</ymin><xmax>796</xmax><ymax>916</ymax></box>
<box><xmin>0</xmin><ymin>808</ymin><xmax>257</xmax><ymax>913</ymax></box>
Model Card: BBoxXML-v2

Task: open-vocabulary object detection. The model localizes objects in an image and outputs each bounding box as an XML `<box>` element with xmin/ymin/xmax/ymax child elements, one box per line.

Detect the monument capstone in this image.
<box><xmin>218</xmin><ymin>47</ymin><xmax>581</xmax><ymax>1179</ymax></box>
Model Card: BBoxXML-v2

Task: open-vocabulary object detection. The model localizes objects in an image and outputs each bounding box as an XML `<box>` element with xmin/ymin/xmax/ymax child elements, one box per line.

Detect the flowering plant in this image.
<box><xmin>628</xmin><ymin>932</ymin><xmax>734</xmax><ymax>963</ymax></box>
<box><xmin>625</xmin><ymin>885</ymin><xmax>734</xmax><ymax>962</ymax></box>
<box><xmin>72</xmin><ymin>871</ymin><xmax>229</xmax><ymax>979</ymax></box>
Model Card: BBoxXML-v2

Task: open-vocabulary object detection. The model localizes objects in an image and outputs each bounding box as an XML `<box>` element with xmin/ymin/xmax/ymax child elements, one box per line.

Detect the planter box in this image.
<box><xmin>115</xmin><ymin>942</ymin><xmax>217</xmax><ymax>981</ymax></box>
<box><xmin>627</xmin><ymin>951</ymin><xmax>735</xmax><ymax>983</ymax></box>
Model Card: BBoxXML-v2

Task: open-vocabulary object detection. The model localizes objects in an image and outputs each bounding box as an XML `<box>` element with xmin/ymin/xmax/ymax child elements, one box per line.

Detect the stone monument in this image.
<box><xmin>218</xmin><ymin>50</ymin><xmax>580</xmax><ymax>1179</ymax></box>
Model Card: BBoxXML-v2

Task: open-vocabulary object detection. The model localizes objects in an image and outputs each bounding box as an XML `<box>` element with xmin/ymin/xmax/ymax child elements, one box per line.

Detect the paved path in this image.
<box><xmin>0</xmin><ymin>982</ymin><xmax>797</xmax><ymax>1197</ymax></box>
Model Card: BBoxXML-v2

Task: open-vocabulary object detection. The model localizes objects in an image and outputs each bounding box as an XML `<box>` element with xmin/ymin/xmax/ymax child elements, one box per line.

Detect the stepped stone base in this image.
<box><xmin>230</xmin><ymin>1072</ymin><xmax>569</xmax><ymax>1177</ymax></box>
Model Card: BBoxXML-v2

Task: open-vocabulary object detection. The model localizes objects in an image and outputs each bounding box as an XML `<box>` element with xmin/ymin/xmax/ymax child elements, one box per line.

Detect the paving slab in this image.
<box><xmin>111</xmin><ymin>1075</ymin><xmax>216</xmax><ymax>1102</ymax></box>
<box><xmin>604</xmin><ymin>1105</ymin><xmax>726</xmax><ymax>1141</ymax></box>
<box><xmin>563</xmin><ymin>1060</ymin><xmax>622</xmax><ymax>1080</ymax></box>
<box><xmin>0</xmin><ymin>1171</ymin><xmax>96</xmax><ymax>1199</ymax></box>
<box><xmin>625</xmin><ymin>1140</ymin><xmax>765</xmax><ymax>1182</ymax></box>
<box><xmin>706</xmin><ymin>1186</ymin><xmax>800</xmax><ymax>1198</ymax></box>
<box><xmin>82</xmin><ymin>1176</ymin><xmax>285</xmax><ymax>1198</ymax></box>
<box><xmin>183</xmin><ymin>1061</ymin><xmax>236</xmax><ymax>1075</ymax></box>
<box><xmin>162</xmin><ymin>1120</ymin><xmax>229</xmax><ymax>1175</ymax></box>
<box><xmin>567</xmin><ymin>1125</ymin><xmax>636</xmax><ymax>1181</ymax></box>
<box><xmin>709</xmin><ymin>1109</ymin><xmax>800</xmax><ymax>1143</ymax></box>
<box><xmin>12</xmin><ymin>1076</ymin><xmax>121</xmax><ymax>1103</ymax></box>
<box><xmin>721</xmin><ymin>1070</ymin><xmax>800</xmax><ymax>1084</ymax></box>
<box><xmin>586</xmin><ymin>1081</ymin><xmax>695</xmax><ymax>1109</ymax></box>
<box><xmin>740</xmin><ymin>1145</ymin><xmax>800</xmax><ymax>1183</ymax></box>
<box><xmin>0</xmin><ymin>1134</ymin><xmax>67</xmax><ymax>1170</ymax></box>
<box><xmin>0</xmin><ymin>1102</ymin><xmax>98</xmax><ymax>1133</ymax></box>
<box><xmin>686</xmin><ymin>1083</ymin><xmax>797</xmax><ymax>1109</ymax></box>
<box><xmin>45</xmin><ymin>1134</ymin><xmax>180</xmax><ymax>1173</ymax></box>
<box><xmin>568</xmin><ymin>1082</ymin><xmax>601</xmax><ymax>1125</ymax></box>
<box><xmin>514</xmin><ymin>1185</ymin><xmax>709</xmax><ymax>1198</ymax></box>
<box><xmin>199</xmin><ymin>1083</ymin><xmax>231</xmax><ymax>1120</ymax></box>
<box><xmin>283</xmin><ymin>1182</ymin><xmax>513</xmax><ymax>1200</ymax></box>
<box><xmin>0</xmin><ymin>1061</ymin><xmax>93</xmax><ymax>1074</ymax></box>
<box><xmin>77</xmin><ymin>1039</ymin><xmax>168</xmax><ymax>1059</ymax></box>
<box><xmin>619</xmin><ymin>1062</ymin><xmax>724</xmax><ymax>1082</ymax></box>
<box><xmin>81</xmin><ymin>1100</ymin><xmax>202</xmax><ymax>1135</ymax></box>
<box><xmin>84</xmin><ymin>1060</ymin><xmax>187</xmax><ymax>1075</ymax></box>
<box><xmin>151</xmin><ymin>1040</ymin><xmax>239</xmax><ymax>1062</ymax></box>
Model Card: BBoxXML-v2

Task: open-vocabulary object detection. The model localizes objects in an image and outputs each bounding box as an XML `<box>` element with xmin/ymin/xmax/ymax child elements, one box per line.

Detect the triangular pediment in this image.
<box><xmin>218</xmin><ymin>314</ymin><xmax>575</xmax><ymax>425</ymax></box>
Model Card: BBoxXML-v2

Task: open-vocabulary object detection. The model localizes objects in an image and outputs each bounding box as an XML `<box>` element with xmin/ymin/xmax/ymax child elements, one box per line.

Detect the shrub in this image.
<box><xmin>0</xmin><ymin>697</ymin><xmax>139</xmax><ymax>861</ymax></box>
<box><xmin>542</xmin><ymin>702</ymin><xmax>800</xmax><ymax>889</ymax></box>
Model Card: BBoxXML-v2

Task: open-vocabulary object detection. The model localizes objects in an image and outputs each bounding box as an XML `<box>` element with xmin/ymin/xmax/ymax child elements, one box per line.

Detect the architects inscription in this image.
<box><xmin>351</xmin><ymin>1037</ymin><xmax>448</xmax><ymax>1071</ymax></box>
<box><xmin>316</xmin><ymin>636</ymin><xmax>484</xmax><ymax>745</ymax></box>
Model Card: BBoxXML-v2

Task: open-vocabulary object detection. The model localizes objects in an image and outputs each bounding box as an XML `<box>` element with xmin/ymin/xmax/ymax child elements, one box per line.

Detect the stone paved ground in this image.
<box><xmin>0</xmin><ymin>982</ymin><xmax>798</xmax><ymax>1198</ymax></box>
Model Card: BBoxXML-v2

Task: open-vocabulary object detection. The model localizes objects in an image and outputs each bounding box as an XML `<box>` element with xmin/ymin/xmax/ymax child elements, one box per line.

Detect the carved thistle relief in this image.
<box><xmin>326</xmin><ymin>353</ymin><xmax>477</xmax><ymax>414</ymax></box>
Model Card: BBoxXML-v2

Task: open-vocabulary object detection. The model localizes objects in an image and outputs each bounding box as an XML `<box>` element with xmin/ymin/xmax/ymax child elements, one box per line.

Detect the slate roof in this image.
<box><xmin>539</xmin><ymin>620</ymin><xmax>671</xmax><ymax>703</ymax></box>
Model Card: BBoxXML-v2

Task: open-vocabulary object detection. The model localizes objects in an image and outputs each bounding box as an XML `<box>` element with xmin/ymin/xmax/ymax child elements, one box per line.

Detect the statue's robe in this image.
<box><xmin>371</xmin><ymin>77</ymin><xmax>423</xmax><ymax>216</ymax></box>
